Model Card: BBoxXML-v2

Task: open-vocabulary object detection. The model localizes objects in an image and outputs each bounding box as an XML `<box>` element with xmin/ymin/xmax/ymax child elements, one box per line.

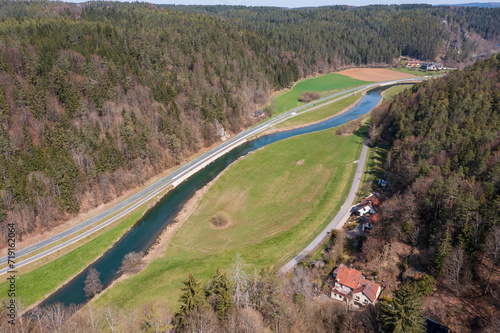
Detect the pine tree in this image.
<box><xmin>206</xmin><ymin>268</ymin><xmax>233</xmax><ymax>320</ymax></box>
<box><xmin>380</xmin><ymin>283</ymin><xmax>426</xmax><ymax>333</ymax></box>
<box><xmin>433</xmin><ymin>228</ymin><xmax>452</xmax><ymax>276</ymax></box>
<box><xmin>176</xmin><ymin>273</ymin><xmax>206</xmax><ymax>327</ymax></box>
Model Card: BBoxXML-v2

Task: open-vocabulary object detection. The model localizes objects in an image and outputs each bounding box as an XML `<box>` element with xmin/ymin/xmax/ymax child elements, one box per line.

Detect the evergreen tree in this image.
<box><xmin>380</xmin><ymin>283</ymin><xmax>426</xmax><ymax>333</ymax></box>
<box><xmin>176</xmin><ymin>273</ymin><xmax>206</xmax><ymax>327</ymax></box>
<box><xmin>206</xmin><ymin>268</ymin><xmax>233</xmax><ymax>320</ymax></box>
<box><xmin>433</xmin><ymin>228</ymin><xmax>452</xmax><ymax>276</ymax></box>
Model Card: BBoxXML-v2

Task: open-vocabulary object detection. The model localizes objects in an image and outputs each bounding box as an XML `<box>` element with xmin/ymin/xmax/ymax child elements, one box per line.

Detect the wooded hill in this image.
<box><xmin>0</xmin><ymin>2</ymin><xmax>498</xmax><ymax>242</ymax></box>
<box><xmin>371</xmin><ymin>54</ymin><xmax>500</xmax><ymax>305</ymax></box>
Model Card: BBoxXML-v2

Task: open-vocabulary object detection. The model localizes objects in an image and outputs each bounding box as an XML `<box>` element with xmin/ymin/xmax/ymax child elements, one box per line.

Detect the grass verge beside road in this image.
<box><xmin>96</xmin><ymin>127</ymin><xmax>366</xmax><ymax>310</ymax></box>
<box><xmin>0</xmin><ymin>186</ymin><xmax>171</xmax><ymax>308</ymax></box>
<box><xmin>276</xmin><ymin>92</ymin><xmax>363</xmax><ymax>129</ymax></box>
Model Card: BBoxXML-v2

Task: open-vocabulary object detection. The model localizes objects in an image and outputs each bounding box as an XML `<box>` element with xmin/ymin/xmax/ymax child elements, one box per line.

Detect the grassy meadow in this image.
<box><xmin>96</xmin><ymin>127</ymin><xmax>366</xmax><ymax>310</ymax></box>
<box><xmin>382</xmin><ymin>84</ymin><xmax>413</xmax><ymax>102</ymax></box>
<box><xmin>276</xmin><ymin>92</ymin><xmax>363</xmax><ymax>129</ymax></box>
<box><xmin>271</xmin><ymin>73</ymin><xmax>369</xmax><ymax>116</ymax></box>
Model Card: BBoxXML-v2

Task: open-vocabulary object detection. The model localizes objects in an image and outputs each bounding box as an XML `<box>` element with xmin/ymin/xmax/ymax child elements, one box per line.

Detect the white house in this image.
<box><xmin>352</xmin><ymin>194</ymin><xmax>381</xmax><ymax>217</ymax></box>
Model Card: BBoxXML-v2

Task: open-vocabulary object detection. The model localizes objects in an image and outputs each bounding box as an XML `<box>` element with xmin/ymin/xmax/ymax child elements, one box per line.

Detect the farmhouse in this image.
<box><xmin>331</xmin><ymin>264</ymin><xmax>381</xmax><ymax>306</ymax></box>
<box><xmin>421</xmin><ymin>62</ymin><xmax>443</xmax><ymax>70</ymax></box>
<box><xmin>406</xmin><ymin>60</ymin><xmax>420</xmax><ymax>67</ymax></box>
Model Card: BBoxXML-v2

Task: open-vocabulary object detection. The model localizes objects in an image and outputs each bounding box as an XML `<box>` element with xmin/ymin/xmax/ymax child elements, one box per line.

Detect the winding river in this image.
<box><xmin>39</xmin><ymin>85</ymin><xmax>389</xmax><ymax>308</ymax></box>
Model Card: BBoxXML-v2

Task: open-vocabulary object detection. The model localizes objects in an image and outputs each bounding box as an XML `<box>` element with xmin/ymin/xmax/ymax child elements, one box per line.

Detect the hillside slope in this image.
<box><xmin>0</xmin><ymin>2</ymin><xmax>498</xmax><ymax>244</ymax></box>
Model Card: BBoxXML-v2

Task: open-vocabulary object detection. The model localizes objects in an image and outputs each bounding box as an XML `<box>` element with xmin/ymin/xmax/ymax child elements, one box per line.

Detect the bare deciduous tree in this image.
<box><xmin>119</xmin><ymin>251</ymin><xmax>145</xmax><ymax>275</ymax></box>
<box><xmin>237</xmin><ymin>307</ymin><xmax>265</xmax><ymax>333</ymax></box>
<box><xmin>230</xmin><ymin>253</ymin><xmax>249</xmax><ymax>308</ymax></box>
<box><xmin>444</xmin><ymin>245</ymin><xmax>466</xmax><ymax>291</ymax></box>
<box><xmin>84</xmin><ymin>268</ymin><xmax>103</xmax><ymax>298</ymax></box>
<box><xmin>362</xmin><ymin>237</ymin><xmax>384</xmax><ymax>262</ymax></box>
<box><xmin>484</xmin><ymin>226</ymin><xmax>500</xmax><ymax>293</ymax></box>
<box><xmin>184</xmin><ymin>307</ymin><xmax>219</xmax><ymax>333</ymax></box>
<box><xmin>36</xmin><ymin>303</ymin><xmax>71</xmax><ymax>333</ymax></box>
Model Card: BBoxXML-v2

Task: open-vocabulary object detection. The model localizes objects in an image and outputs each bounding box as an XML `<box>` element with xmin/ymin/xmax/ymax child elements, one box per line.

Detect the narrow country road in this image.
<box><xmin>0</xmin><ymin>77</ymin><xmax>425</xmax><ymax>275</ymax></box>
<box><xmin>279</xmin><ymin>139</ymin><xmax>370</xmax><ymax>275</ymax></box>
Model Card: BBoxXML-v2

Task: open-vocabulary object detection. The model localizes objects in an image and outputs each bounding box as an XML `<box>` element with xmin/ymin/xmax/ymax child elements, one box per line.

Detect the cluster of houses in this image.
<box><xmin>351</xmin><ymin>194</ymin><xmax>381</xmax><ymax>232</ymax></box>
<box><xmin>406</xmin><ymin>60</ymin><xmax>444</xmax><ymax>70</ymax></box>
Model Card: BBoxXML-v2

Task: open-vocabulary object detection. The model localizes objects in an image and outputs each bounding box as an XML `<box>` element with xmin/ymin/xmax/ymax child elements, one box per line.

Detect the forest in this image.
<box><xmin>0</xmin><ymin>1</ymin><xmax>499</xmax><ymax>243</ymax></box>
<box><xmin>367</xmin><ymin>54</ymin><xmax>500</xmax><ymax>331</ymax></box>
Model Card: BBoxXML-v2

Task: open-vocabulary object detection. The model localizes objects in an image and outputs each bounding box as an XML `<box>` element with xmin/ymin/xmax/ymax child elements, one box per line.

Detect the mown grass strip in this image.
<box><xmin>276</xmin><ymin>92</ymin><xmax>363</xmax><ymax>129</ymax></box>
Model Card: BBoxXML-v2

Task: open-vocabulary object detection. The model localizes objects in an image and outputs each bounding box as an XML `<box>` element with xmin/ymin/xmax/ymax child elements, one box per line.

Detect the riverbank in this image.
<box><xmin>262</xmin><ymin>91</ymin><xmax>366</xmax><ymax>135</ymax></box>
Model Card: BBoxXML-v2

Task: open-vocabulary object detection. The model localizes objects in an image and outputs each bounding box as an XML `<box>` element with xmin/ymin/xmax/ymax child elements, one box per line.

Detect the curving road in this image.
<box><xmin>0</xmin><ymin>77</ymin><xmax>427</xmax><ymax>275</ymax></box>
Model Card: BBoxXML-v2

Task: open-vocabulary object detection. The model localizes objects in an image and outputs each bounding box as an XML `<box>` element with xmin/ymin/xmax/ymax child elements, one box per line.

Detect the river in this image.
<box><xmin>39</xmin><ymin>85</ymin><xmax>388</xmax><ymax>308</ymax></box>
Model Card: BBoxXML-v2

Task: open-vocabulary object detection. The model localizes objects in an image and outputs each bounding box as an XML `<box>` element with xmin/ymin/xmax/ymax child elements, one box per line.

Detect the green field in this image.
<box><xmin>391</xmin><ymin>67</ymin><xmax>450</xmax><ymax>77</ymax></box>
<box><xmin>96</xmin><ymin>127</ymin><xmax>366</xmax><ymax>310</ymax></box>
<box><xmin>271</xmin><ymin>73</ymin><xmax>369</xmax><ymax>116</ymax></box>
<box><xmin>0</xmin><ymin>206</ymin><xmax>149</xmax><ymax>307</ymax></box>
<box><xmin>382</xmin><ymin>84</ymin><xmax>413</xmax><ymax>102</ymax></box>
<box><xmin>276</xmin><ymin>92</ymin><xmax>363</xmax><ymax>129</ymax></box>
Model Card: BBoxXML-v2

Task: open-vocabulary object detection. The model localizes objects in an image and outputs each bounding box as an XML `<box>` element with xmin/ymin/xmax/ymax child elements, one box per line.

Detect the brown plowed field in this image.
<box><xmin>338</xmin><ymin>68</ymin><xmax>415</xmax><ymax>82</ymax></box>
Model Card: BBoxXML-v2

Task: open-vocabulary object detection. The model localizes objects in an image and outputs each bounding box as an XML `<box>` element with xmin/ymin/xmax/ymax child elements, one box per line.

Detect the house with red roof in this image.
<box><xmin>406</xmin><ymin>60</ymin><xmax>420</xmax><ymax>67</ymax></box>
<box><xmin>352</xmin><ymin>194</ymin><xmax>381</xmax><ymax>217</ymax></box>
<box><xmin>361</xmin><ymin>213</ymin><xmax>380</xmax><ymax>232</ymax></box>
<box><xmin>331</xmin><ymin>264</ymin><xmax>381</xmax><ymax>306</ymax></box>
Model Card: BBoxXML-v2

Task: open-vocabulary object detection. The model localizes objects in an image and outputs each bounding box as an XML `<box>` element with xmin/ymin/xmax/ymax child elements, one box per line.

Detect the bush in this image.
<box><xmin>209</xmin><ymin>212</ymin><xmax>231</xmax><ymax>228</ymax></box>
<box><xmin>298</xmin><ymin>91</ymin><xmax>320</xmax><ymax>103</ymax></box>
<box><xmin>416</xmin><ymin>274</ymin><xmax>435</xmax><ymax>296</ymax></box>
<box><xmin>335</xmin><ymin>119</ymin><xmax>362</xmax><ymax>135</ymax></box>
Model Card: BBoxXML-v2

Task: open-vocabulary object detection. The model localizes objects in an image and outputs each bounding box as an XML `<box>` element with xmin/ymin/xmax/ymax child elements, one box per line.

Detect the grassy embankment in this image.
<box><xmin>276</xmin><ymin>92</ymin><xmax>363</xmax><ymax>129</ymax></box>
<box><xmin>96</xmin><ymin>126</ymin><xmax>366</xmax><ymax>310</ymax></box>
<box><xmin>382</xmin><ymin>84</ymin><xmax>413</xmax><ymax>103</ymax></box>
<box><xmin>391</xmin><ymin>67</ymin><xmax>452</xmax><ymax>77</ymax></box>
<box><xmin>270</xmin><ymin>73</ymin><xmax>369</xmax><ymax>116</ymax></box>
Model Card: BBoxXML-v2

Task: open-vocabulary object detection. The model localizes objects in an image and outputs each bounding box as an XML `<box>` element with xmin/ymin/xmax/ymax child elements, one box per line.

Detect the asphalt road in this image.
<box><xmin>279</xmin><ymin>139</ymin><xmax>370</xmax><ymax>275</ymax></box>
<box><xmin>0</xmin><ymin>77</ymin><xmax>426</xmax><ymax>275</ymax></box>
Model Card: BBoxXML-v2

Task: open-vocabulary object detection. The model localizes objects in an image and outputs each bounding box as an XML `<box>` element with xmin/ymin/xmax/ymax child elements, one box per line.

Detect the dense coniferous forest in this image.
<box><xmin>0</xmin><ymin>1</ymin><xmax>499</xmax><ymax>243</ymax></box>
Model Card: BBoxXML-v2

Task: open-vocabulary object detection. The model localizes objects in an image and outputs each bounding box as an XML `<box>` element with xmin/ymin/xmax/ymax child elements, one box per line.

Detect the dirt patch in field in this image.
<box><xmin>338</xmin><ymin>68</ymin><xmax>415</xmax><ymax>82</ymax></box>
<box><xmin>296</xmin><ymin>159</ymin><xmax>305</xmax><ymax>165</ymax></box>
